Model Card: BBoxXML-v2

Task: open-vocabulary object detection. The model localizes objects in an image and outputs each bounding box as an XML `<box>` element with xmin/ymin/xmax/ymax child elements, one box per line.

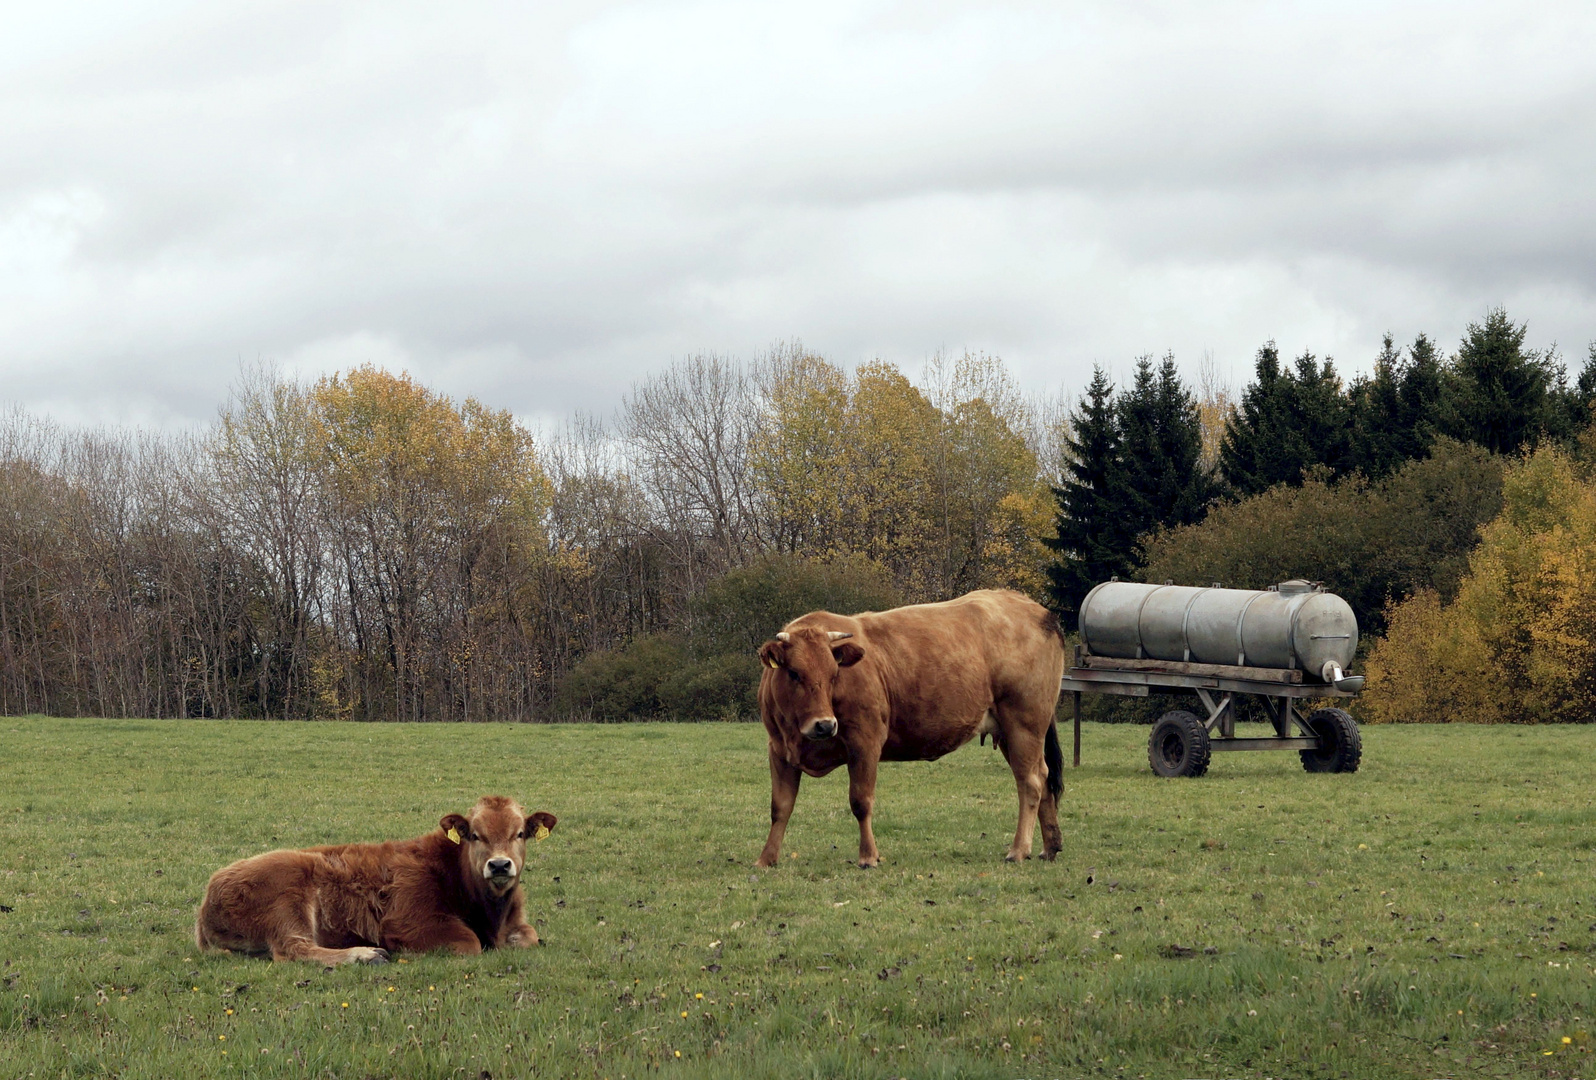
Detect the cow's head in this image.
<box><xmin>758</xmin><ymin>626</ymin><xmax>865</xmax><ymax>741</ymax></box>
<box><xmin>440</xmin><ymin>797</ymin><xmax>558</xmax><ymax>897</ymax></box>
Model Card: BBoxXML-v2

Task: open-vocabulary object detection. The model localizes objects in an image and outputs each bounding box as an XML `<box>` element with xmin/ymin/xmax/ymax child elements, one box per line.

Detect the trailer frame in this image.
<box><xmin>1061</xmin><ymin>646</ymin><xmax>1362</xmax><ymax>775</ymax></box>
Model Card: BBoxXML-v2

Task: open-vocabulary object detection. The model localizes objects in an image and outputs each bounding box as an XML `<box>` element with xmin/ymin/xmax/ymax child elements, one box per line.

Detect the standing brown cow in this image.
<box><xmin>755</xmin><ymin>589</ymin><xmax>1066</xmax><ymax>868</ymax></box>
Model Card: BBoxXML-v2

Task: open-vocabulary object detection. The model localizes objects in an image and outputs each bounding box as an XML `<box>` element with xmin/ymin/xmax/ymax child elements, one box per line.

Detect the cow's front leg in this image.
<box><xmin>380</xmin><ymin>915</ymin><xmax>482</xmax><ymax>956</ymax></box>
<box><xmin>497</xmin><ymin>896</ymin><xmax>541</xmax><ymax>948</ymax></box>
<box><xmin>846</xmin><ymin>751</ymin><xmax>881</xmax><ymax>868</ymax></box>
<box><xmin>755</xmin><ymin>749</ymin><xmax>801</xmax><ymax>868</ymax></box>
<box><xmin>501</xmin><ymin>921</ymin><xmax>540</xmax><ymax>948</ymax></box>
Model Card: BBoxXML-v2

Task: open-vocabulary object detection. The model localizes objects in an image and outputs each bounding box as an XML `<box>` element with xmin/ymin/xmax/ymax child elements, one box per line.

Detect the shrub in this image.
<box><xmin>1139</xmin><ymin>438</ymin><xmax>1503</xmax><ymax>636</ymax></box>
<box><xmin>689</xmin><ymin>552</ymin><xmax>901</xmax><ymax>655</ymax></box>
<box><xmin>553</xmin><ymin>554</ymin><xmax>900</xmax><ymax>721</ymax></box>
<box><xmin>1363</xmin><ymin>445</ymin><xmax>1596</xmax><ymax>723</ymax></box>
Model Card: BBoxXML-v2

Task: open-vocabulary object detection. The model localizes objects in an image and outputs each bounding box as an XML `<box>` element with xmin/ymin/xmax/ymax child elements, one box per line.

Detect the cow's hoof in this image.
<box><xmin>856</xmin><ymin>860</ymin><xmax>878</xmax><ymax>870</ymax></box>
<box><xmin>357</xmin><ymin>948</ymin><xmax>390</xmax><ymax>965</ymax></box>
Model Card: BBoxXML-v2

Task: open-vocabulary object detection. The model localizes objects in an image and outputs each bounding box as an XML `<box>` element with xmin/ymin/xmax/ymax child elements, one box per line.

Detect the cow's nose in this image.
<box><xmin>487</xmin><ymin>857</ymin><xmax>514</xmax><ymax>876</ymax></box>
<box><xmin>809</xmin><ymin>718</ymin><xmax>838</xmax><ymax>739</ymax></box>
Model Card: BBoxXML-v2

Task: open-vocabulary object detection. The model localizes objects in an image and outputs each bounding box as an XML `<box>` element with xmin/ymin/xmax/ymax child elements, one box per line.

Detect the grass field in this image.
<box><xmin>2</xmin><ymin>716</ymin><xmax>1595</xmax><ymax>1080</ymax></box>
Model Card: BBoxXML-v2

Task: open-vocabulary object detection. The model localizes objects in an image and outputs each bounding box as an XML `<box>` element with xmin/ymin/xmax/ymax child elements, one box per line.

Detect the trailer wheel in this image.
<box><xmin>1148</xmin><ymin>711</ymin><xmax>1211</xmax><ymax>778</ymax></box>
<box><xmin>1299</xmin><ymin>707</ymin><xmax>1361</xmax><ymax>773</ymax></box>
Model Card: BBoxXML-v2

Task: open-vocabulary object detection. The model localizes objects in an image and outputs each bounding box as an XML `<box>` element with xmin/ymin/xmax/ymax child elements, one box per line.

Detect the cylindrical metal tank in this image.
<box><xmin>1078</xmin><ymin>580</ymin><xmax>1358</xmax><ymax>680</ymax></box>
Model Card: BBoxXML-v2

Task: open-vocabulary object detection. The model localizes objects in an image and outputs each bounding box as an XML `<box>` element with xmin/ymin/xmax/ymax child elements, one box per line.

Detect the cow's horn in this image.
<box><xmin>827</xmin><ymin>631</ymin><xmax>853</xmax><ymax>641</ymax></box>
<box><xmin>776</xmin><ymin>632</ymin><xmax>790</xmax><ymax>642</ymax></box>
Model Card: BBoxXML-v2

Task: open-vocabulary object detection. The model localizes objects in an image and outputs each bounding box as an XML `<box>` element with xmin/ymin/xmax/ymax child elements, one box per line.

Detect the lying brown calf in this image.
<box><xmin>195</xmin><ymin>796</ymin><xmax>557</xmax><ymax>966</ymax></box>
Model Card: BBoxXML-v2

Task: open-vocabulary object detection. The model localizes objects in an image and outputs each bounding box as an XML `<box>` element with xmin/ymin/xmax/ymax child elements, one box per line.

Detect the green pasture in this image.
<box><xmin>2</xmin><ymin>716</ymin><xmax>1594</xmax><ymax>1080</ymax></box>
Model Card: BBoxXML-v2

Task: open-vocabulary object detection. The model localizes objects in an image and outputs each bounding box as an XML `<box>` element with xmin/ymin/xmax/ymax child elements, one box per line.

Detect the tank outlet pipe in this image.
<box><xmin>1321</xmin><ymin>660</ymin><xmax>1365</xmax><ymax>693</ymax></box>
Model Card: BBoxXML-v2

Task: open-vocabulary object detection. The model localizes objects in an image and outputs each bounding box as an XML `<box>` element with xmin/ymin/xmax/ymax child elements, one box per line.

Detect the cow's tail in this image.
<box><xmin>1044</xmin><ymin>718</ymin><xmax>1064</xmax><ymax>800</ymax></box>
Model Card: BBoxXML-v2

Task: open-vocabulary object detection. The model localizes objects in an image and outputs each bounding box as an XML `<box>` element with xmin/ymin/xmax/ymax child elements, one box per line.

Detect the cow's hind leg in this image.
<box><xmin>1036</xmin><ymin>720</ymin><xmax>1064</xmax><ymax>860</ymax></box>
<box><xmin>994</xmin><ymin>704</ymin><xmax>1054</xmax><ymax>862</ymax></box>
<box><xmin>271</xmin><ymin>937</ymin><xmax>389</xmax><ymax>966</ymax></box>
<box><xmin>263</xmin><ymin>900</ymin><xmax>387</xmax><ymax>966</ymax></box>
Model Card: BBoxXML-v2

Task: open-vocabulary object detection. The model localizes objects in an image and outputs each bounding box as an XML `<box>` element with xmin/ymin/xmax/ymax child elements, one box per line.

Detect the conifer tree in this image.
<box><xmin>1350</xmin><ymin>333</ymin><xmax>1444</xmax><ymax>478</ymax></box>
<box><xmin>1441</xmin><ymin>308</ymin><xmax>1568</xmax><ymax>454</ymax></box>
<box><xmin>1045</xmin><ymin>367</ymin><xmax>1135</xmax><ymax>619</ymax></box>
<box><xmin>1117</xmin><ymin>353</ymin><xmax>1215</xmax><ymax>541</ymax></box>
<box><xmin>1220</xmin><ymin>342</ymin><xmax>1352</xmax><ymax>496</ymax></box>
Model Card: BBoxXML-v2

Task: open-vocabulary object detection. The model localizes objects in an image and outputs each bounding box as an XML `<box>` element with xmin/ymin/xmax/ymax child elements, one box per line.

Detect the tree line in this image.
<box><xmin>4</xmin><ymin>308</ymin><xmax>1591</xmax><ymax>722</ymax></box>
<box><xmin>0</xmin><ymin>348</ymin><xmax>1062</xmax><ymax>721</ymax></box>
<box><xmin>1047</xmin><ymin>310</ymin><xmax>1596</xmax><ymax>634</ymax></box>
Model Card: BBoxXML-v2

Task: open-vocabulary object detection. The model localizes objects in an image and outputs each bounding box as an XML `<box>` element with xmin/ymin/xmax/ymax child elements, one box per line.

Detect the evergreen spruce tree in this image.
<box><xmin>1220</xmin><ymin>342</ymin><xmax>1353</xmax><ymax>496</ymax></box>
<box><xmin>1117</xmin><ymin>353</ymin><xmax>1216</xmax><ymax>544</ymax></box>
<box><xmin>1574</xmin><ymin>343</ymin><xmax>1596</xmax><ymax>428</ymax></box>
<box><xmin>1350</xmin><ymin>332</ymin><xmax>1444</xmax><ymax>478</ymax></box>
<box><xmin>1441</xmin><ymin>308</ymin><xmax>1565</xmax><ymax>454</ymax></box>
<box><xmin>1045</xmin><ymin>367</ymin><xmax>1136</xmax><ymax>620</ymax></box>
<box><xmin>1047</xmin><ymin>358</ymin><xmax>1216</xmax><ymax>619</ymax></box>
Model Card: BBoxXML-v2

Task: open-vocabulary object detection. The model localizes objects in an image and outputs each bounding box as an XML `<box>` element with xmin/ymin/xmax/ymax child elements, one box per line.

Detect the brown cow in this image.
<box><xmin>195</xmin><ymin>796</ymin><xmax>557</xmax><ymax>965</ymax></box>
<box><xmin>755</xmin><ymin>589</ymin><xmax>1066</xmax><ymax>868</ymax></box>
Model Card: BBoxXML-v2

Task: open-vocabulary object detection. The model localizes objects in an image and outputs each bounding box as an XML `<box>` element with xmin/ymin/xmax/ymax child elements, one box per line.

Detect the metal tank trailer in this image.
<box><xmin>1061</xmin><ymin>579</ymin><xmax>1365</xmax><ymax>777</ymax></box>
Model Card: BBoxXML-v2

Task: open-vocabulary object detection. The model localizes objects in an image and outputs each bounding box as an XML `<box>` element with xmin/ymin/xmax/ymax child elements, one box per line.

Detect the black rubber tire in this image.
<box><xmin>1148</xmin><ymin>711</ymin><xmax>1211</xmax><ymax>778</ymax></box>
<box><xmin>1299</xmin><ymin>707</ymin><xmax>1361</xmax><ymax>773</ymax></box>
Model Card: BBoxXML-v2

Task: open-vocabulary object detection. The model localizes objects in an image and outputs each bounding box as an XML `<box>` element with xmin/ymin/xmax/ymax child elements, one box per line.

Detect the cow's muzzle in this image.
<box><xmin>803</xmin><ymin>717</ymin><xmax>839</xmax><ymax>740</ymax></box>
<box><xmin>485</xmin><ymin>857</ymin><xmax>517</xmax><ymax>880</ymax></box>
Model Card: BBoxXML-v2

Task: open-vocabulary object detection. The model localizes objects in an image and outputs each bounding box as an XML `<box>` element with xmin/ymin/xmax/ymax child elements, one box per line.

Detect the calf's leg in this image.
<box><xmin>271</xmin><ymin>936</ymin><xmax>389</xmax><ymax>966</ymax></box>
<box><xmin>380</xmin><ymin>913</ymin><xmax>483</xmax><ymax>956</ymax></box>
<box><xmin>755</xmin><ymin>751</ymin><xmax>802</xmax><ymax>868</ymax></box>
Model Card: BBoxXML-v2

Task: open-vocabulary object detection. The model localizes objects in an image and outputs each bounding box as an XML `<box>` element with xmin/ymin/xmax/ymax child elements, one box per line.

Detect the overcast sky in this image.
<box><xmin>4</xmin><ymin>1</ymin><xmax>1595</xmax><ymax>429</ymax></box>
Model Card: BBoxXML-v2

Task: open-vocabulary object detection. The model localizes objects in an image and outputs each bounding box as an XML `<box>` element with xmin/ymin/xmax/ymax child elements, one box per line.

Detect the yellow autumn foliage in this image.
<box><xmin>1364</xmin><ymin>445</ymin><xmax>1596</xmax><ymax>723</ymax></box>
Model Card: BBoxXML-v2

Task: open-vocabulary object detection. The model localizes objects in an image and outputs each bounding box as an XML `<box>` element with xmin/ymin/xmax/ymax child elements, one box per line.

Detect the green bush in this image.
<box><xmin>553</xmin><ymin>553</ymin><xmax>900</xmax><ymax>721</ymax></box>
<box><xmin>689</xmin><ymin>552</ymin><xmax>901</xmax><ymax>654</ymax></box>
<box><xmin>1139</xmin><ymin>438</ymin><xmax>1503</xmax><ymax>636</ymax></box>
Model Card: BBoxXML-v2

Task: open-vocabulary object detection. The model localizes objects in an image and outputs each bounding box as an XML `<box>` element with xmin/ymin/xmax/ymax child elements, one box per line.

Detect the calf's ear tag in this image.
<box><xmin>446</xmin><ymin>827</ymin><xmax>462</xmax><ymax>845</ymax></box>
<box><xmin>764</xmin><ymin>657</ymin><xmax>779</xmax><ymax>669</ymax></box>
<box><xmin>534</xmin><ymin>823</ymin><xmax>551</xmax><ymax>841</ymax></box>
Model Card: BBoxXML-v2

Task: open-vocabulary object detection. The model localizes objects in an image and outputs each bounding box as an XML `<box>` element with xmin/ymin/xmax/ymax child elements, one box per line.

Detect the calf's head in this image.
<box><xmin>758</xmin><ymin>627</ymin><xmax>865</xmax><ymax>741</ymax></box>
<box><xmin>440</xmin><ymin>796</ymin><xmax>558</xmax><ymax>897</ymax></box>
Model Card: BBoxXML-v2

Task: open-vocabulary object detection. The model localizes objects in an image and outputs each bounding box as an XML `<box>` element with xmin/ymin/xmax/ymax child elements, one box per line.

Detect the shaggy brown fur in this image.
<box><xmin>195</xmin><ymin>796</ymin><xmax>557</xmax><ymax>966</ymax></box>
<box><xmin>756</xmin><ymin>589</ymin><xmax>1066</xmax><ymax>868</ymax></box>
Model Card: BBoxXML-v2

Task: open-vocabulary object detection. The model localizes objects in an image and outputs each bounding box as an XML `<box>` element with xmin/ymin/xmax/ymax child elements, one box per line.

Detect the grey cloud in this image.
<box><xmin>3</xmin><ymin>1</ymin><xmax>1595</xmax><ymax>428</ymax></box>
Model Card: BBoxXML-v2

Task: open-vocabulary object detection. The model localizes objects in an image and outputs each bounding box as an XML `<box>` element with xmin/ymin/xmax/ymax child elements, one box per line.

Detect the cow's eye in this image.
<box><xmin>786</xmin><ymin>669</ymin><xmax>802</xmax><ymax>684</ymax></box>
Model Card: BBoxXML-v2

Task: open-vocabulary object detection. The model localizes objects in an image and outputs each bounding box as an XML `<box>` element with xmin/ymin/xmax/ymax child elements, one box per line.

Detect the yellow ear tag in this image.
<box><xmin>446</xmin><ymin>827</ymin><xmax>461</xmax><ymax>845</ymax></box>
<box><xmin>765</xmin><ymin>657</ymin><xmax>779</xmax><ymax>669</ymax></box>
<box><xmin>534</xmin><ymin>824</ymin><xmax>551</xmax><ymax>841</ymax></box>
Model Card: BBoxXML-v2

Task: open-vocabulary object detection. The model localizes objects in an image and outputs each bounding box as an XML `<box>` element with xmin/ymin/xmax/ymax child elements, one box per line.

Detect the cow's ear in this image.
<box><xmin>832</xmin><ymin>641</ymin><xmax>865</xmax><ymax>667</ymax></box>
<box><xmin>758</xmin><ymin>640</ymin><xmax>786</xmax><ymax>670</ymax></box>
<box><xmin>524</xmin><ymin>811</ymin><xmax>557</xmax><ymax>840</ymax></box>
<box><xmin>440</xmin><ymin>813</ymin><xmax>471</xmax><ymax>844</ymax></box>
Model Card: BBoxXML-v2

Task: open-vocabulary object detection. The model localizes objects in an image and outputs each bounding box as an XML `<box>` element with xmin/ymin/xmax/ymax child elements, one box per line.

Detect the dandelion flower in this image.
<box><xmin>1566</xmin><ymin>1037</ymin><xmax>1574</xmax><ymax>1044</ymax></box>
<box><xmin>695</xmin><ymin>993</ymin><xmax>703</xmax><ymax>999</ymax></box>
<box><xmin>341</xmin><ymin>1002</ymin><xmax>349</xmax><ymax>1008</ymax></box>
<box><xmin>675</xmin><ymin>1050</ymin><xmax>682</xmax><ymax>1057</ymax></box>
